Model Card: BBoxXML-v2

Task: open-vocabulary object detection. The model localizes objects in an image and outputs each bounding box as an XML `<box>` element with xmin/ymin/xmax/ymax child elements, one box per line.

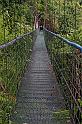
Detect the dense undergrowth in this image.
<box><xmin>53</xmin><ymin>109</ymin><xmax>70</xmax><ymax>123</ymax></box>
<box><xmin>44</xmin><ymin>28</ymin><xmax>82</xmax><ymax>123</ymax></box>
<box><xmin>0</xmin><ymin>35</ymin><xmax>33</xmax><ymax>124</ymax></box>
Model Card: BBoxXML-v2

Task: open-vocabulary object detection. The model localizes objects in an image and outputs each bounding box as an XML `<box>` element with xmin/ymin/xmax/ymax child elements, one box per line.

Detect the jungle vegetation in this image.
<box><xmin>0</xmin><ymin>0</ymin><xmax>82</xmax><ymax>124</ymax></box>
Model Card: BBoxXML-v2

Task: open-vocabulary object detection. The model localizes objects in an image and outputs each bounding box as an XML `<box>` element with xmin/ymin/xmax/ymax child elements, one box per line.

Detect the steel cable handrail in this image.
<box><xmin>0</xmin><ymin>31</ymin><xmax>35</xmax><ymax>49</ymax></box>
<box><xmin>0</xmin><ymin>29</ymin><xmax>35</xmax><ymax>124</ymax></box>
<box><xmin>44</xmin><ymin>27</ymin><xmax>82</xmax><ymax>123</ymax></box>
<box><xmin>44</xmin><ymin>28</ymin><xmax>82</xmax><ymax>52</ymax></box>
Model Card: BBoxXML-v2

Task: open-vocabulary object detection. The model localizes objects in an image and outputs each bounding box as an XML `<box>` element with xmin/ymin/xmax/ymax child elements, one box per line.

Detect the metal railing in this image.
<box><xmin>44</xmin><ymin>28</ymin><xmax>82</xmax><ymax>124</ymax></box>
<box><xmin>0</xmin><ymin>31</ymin><xmax>35</xmax><ymax>124</ymax></box>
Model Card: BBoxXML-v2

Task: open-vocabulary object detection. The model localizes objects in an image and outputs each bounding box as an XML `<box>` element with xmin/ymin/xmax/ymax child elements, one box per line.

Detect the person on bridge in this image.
<box><xmin>38</xmin><ymin>15</ymin><xmax>44</xmax><ymax>31</ymax></box>
<box><xmin>40</xmin><ymin>25</ymin><xmax>43</xmax><ymax>31</ymax></box>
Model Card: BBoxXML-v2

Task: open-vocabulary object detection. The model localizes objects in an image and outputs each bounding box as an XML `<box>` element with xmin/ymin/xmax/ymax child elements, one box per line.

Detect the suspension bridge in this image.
<box><xmin>0</xmin><ymin>0</ymin><xmax>82</xmax><ymax>124</ymax></box>
<box><xmin>10</xmin><ymin>30</ymin><xmax>65</xmax><ymax>124</ymax></box>
<box><xmin>0</xmin><ymin>27</ymin><xmax>82</xmax><ymax>124</ymax></box>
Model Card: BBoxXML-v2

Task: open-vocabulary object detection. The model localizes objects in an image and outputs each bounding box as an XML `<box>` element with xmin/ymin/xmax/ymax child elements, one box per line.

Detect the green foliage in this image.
<box><xmin>0</xmin><ymin>91</ymin><xmax>15</xmax><ymax>124</ymax></box>
<box><xmin>0</xmin><ymin>1</ymin><xmax>34</xmax><ymax>123</ymax></box>
<box><xmin>37</xmin><ymin>3</ymin><xmax>44</xmax><ymax>13</ymax></box>
<box><xmin>0</xmin><ymin>35</ymin><xmax>33</xmax><ymax>123</ymax></box>
<box><xmin>0</xmin><ymin>0</ymin><xmax>82</xmax><ymax>123</ymax></box>
<box><xmin>53</xmin><ymin>109</ymin><xmax>70</xmax><ymax>120</ymax></box>
<box><xmin>0</xmin><ymin>1</ymin><xmax>34</xmax><ymax>44</ymax></box>
<box><xmin>44</xmin><ymin>0</ymin><xmax>82</xmax><ymax>45</ymax></box>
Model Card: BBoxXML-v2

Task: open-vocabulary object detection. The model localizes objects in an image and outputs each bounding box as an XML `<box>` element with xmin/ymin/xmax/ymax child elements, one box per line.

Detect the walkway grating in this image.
<box><xmin>10</xmin><ymin>31</ymin><xmax>65</xmax><ymax>124</ymax></box>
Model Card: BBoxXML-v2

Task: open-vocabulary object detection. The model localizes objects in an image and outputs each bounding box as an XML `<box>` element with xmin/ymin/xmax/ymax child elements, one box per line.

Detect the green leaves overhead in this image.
<box><xmin>0</xmin><ymin>0</ymin><xmax>34</xmax><ymax>44</ymax></box>
<box><xmin>0</xmin><ymin>0</ymin><xmax>82</xmax><ymax>44</ymax></box>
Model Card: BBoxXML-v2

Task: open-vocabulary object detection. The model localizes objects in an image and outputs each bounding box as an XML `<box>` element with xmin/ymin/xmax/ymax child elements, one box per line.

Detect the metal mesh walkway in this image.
<box><xmin>10</xmin><ymin>31</ymin><xmax>65</xmax><ymax>124</ymax></box>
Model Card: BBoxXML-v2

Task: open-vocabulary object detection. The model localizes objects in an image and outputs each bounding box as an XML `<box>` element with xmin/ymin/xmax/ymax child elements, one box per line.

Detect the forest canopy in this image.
<box><xmin>0</xmin><ymin>0</ymin><xmax>82</xmax><ymax>44</ymax></box>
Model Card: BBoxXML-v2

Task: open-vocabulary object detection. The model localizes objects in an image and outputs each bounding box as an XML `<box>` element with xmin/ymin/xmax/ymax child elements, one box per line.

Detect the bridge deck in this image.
<box><xmin>11</xmin><ymin>31</ymin><xmax>65</xmax><ymax>124</ymax></box>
